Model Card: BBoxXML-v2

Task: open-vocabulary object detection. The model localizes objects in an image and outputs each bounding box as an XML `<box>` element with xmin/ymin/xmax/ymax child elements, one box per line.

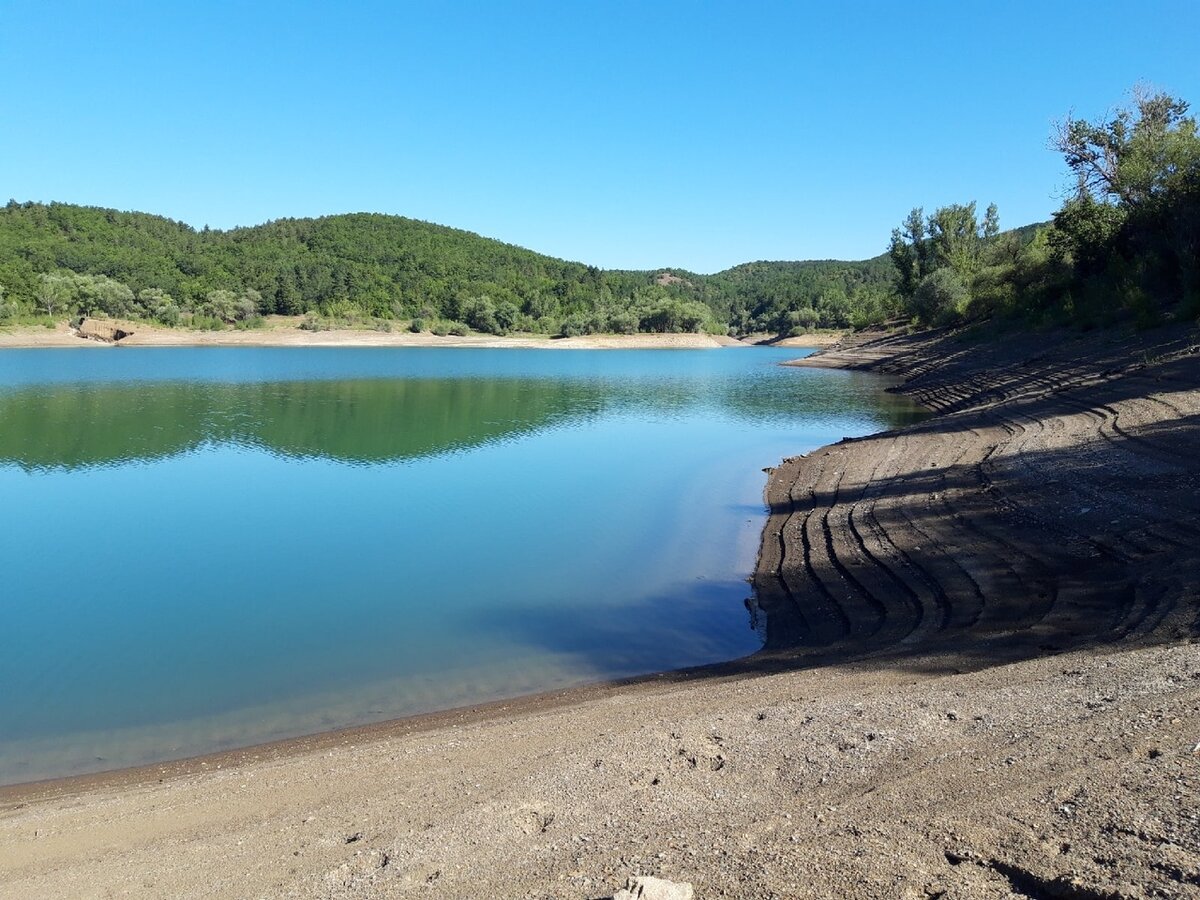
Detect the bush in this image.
<box><xmin>785</xmin><ymin>307</ymin><xmax>820</xmax><ymax>335</ymax></box>
<box><xmin>462</xmin><ymin>297</ymin><xmax>498</xmax><ymax>333</ymax></box>
<box><xmin>608</xmin><ymin>309</ymin><xmax>639</xmax><ymax>334</ymax></box>
<box><xmin>191</xmin><ymin>314</ymin><xmax>227</xmax><ymax>331</ymax></box>
<box><xmin>447</xmin><ymin>321</ymin><xmax>469</xmax><ymax>336</ymax></box>
<box><xmin>409</xmin><ymin>317</ymin><xmax>425</xmax><ymax>333</ymax></box>
<box><xmin>299</xmin><ymin>313</ymin><xmax>329</xmax><ymax>332</ymax></box>
<box><xmin>910</xmin><ymin>269</ymin><xmax>968</xmax><ymax>325</ymax></box>
<box><xmin>559</xmin><ymin>312</ymin><xmax>592</xmax><ymax>337</ymax></box>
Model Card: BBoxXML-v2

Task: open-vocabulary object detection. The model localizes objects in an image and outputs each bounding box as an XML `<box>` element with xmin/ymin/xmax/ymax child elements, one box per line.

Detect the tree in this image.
<box><xmin>1050</xmin><ymin>88</ymin><xmax>1200</xmax><ymax>316</ymax></box>
<box><xmin>983</xmin><ymin>203</ymin><xmax>1000</xmax><ymax>239</ymax></box>
<box><xmin>139</xmin><ymin>288</ymin><xmax>180</xmax><ymax>325</ymax></box>
<box><xmin>37</xmin><ymin>273</ymin><xmax>75</xmax><ymax>317</ymax></box>
<box><xmin>928</xmin><ymin>202</ymin><xmax>983</xmax><ymax>278</ymax></box>
<box><xmin>888</xmin><ymin>207</ymin><xmax>929</xmax><ymax>298</ymax></box>
<box><xmin>78</xmin><ymin>274</ymin><xmax>137</xmax><ymax>317</ymax></box>
<box><xmin>889</xmin><ymin>202</ymin><xmax>996</xmax><ymax>318</ymax></box>
<box><xmin>1053</xmin><ymin>87</ymin><xmax>1200</xmax><ymax>209</ymax></box>
<box><xmin>198</xmin><ymin>289</ymin><xmax>239</xmax><ymax>323</ymax></box>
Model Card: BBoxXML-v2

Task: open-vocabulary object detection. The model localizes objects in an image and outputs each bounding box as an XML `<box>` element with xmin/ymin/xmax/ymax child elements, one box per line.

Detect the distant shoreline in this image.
<box><xmin>0</xmin><ymin>319</ymin><xmax>845</xmax><ymax>350</ymax></box>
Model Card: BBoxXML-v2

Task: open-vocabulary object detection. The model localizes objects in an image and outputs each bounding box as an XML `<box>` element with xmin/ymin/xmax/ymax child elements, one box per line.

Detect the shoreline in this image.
<box><xmin>0</xmin><ymin>320</ymin><xmax>848</xmax><ymax>797</ymax></box>
<box><xmin>2</xmin><ymin>321</ymin><xmax>1197</xmax><ymax>898</ymax></box>
<box><xmin>0</xmin><ymin>651</ymin><xmax>784</xmax><ymax>804</ymax></box>
<box><xmin>0</xmin><ymin>320</ymin><xmax>844</xmax><ymax>350</ymax></box>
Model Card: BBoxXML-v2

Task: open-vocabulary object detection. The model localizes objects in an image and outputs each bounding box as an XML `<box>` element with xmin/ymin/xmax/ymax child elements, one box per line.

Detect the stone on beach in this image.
<box><xmin>612</xmin><ymin>874</ymin><xmax>695</xmax><ymax>900</ymax></box>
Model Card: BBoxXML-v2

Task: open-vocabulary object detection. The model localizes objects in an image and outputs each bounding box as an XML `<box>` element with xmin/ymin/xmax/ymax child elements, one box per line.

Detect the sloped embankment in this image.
<box><xmin>756</xmin><ymin>324</ymin><xmax>1200</xmax><ymax>667</ymax></box>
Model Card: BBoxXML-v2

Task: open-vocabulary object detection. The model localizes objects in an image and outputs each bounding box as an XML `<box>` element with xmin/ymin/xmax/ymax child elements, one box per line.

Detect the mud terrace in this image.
<box><xmin>1</xmin><ymin>323</ymin><xmax>1197</xmax><ymax>899</ymax></box>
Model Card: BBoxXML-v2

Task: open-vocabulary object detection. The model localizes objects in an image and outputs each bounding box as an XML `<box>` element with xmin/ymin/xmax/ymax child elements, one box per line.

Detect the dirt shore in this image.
<box><xmin>0</xmin><ymin>320</ymin><xmax>763</xmax><ymax>350</ymax></box>
<box><xmin>1</xmin><ymin>322</ymin><xmax>1198</xmax><ymax>899</ymax></box>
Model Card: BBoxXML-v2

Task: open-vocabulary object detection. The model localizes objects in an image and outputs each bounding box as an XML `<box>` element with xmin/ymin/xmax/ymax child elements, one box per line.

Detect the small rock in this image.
<box><xmin>946</xmin><ymin>710</ymin><xmax>959</xmax><ymax>721</ymax></box>
<box><xmin>613</xmin><ymin>875</ymin><xmax>695</xmax><ymax>900</ymax></box>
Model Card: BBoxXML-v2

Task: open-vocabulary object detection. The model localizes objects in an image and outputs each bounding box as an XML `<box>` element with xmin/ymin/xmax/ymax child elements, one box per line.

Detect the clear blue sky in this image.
<box><xmin>2</xmin><ymin>1</ymin><xmax>1198</xmax><ymax>273</ymax></box>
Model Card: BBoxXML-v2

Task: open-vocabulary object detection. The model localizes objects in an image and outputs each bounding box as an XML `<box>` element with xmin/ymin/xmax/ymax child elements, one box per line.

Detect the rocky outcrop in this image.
<box><xmin>76</xmin><ymin>318</ymin><xmax>135</xmax><ymax>343</ymax></box>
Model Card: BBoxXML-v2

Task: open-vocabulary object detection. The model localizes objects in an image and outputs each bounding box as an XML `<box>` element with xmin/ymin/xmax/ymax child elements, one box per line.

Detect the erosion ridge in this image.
<box><xmin>757</xmin><ymin>323</ymin><xmax>1200</xmax><ymax>668</ymax></box>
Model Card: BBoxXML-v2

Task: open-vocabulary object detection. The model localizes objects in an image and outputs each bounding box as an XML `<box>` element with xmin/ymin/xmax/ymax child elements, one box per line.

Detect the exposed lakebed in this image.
<box><xmin>0</xmin><ymin>346</ymin><xmax>921</xmax><ymax>783</ymax></box>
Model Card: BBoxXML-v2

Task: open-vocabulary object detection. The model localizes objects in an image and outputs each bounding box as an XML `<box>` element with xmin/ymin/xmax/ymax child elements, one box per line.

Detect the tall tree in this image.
<box><xmin>888</xmin><ymin>207</ymin><xmax>928</xmax><ymax>298</ymax></box>
<box><xmin>1054</xmin><ymin>88</ymin><xmax>1199</xmax><ymax>209</ymax></box>
<box><xmin>983</xmin><ymin>203</ymin><xmax>1000</xmax><ymax>239</ymax></box>
<box><xmin>928</xmin><ymin>202</ymin><xmax>982</xmax><ymax>278</ymax></box>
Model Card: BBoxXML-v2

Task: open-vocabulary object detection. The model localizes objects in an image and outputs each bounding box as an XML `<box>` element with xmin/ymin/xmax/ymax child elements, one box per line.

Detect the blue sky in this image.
<box><xmin>2</xmin><ymin>1</ymin><xmax>1198</xmax><ymax>272</ymax></box>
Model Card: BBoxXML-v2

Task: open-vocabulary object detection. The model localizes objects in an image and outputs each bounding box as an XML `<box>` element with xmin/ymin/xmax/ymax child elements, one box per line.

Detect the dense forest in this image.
<box><xmin>0</xmin><ymin>203</ymin><xmax>896</xmax><ymax>337</ymax></box>
<box><xmin>1</xmin><ymin>88</ymin><xmax>1194</xmax><ymax>338</ymax></box>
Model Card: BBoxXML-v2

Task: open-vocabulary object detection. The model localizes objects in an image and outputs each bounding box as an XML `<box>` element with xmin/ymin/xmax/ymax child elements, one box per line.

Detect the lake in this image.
<box><xmin>0</xmin><ymin>346</ymin><xmax>920</xmax><ymax>784</ymax></box>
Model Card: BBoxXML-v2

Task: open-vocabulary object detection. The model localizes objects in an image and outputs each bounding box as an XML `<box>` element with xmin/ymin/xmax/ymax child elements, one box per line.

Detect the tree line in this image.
<box><xmin>888</xmin><ymin>87</ymin><xmax>1199</xmax><ymax>329</ymax></box>
<box><xmin>0</xmin><ymin>204</ymin><xmax>893</xmax><ymax>337</ymax></box>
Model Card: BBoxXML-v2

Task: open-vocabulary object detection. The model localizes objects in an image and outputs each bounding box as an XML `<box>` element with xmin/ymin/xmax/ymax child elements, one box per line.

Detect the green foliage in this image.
<box><xmin>888</xmin><ymin>208</ymin><xmax>931</xmax><ymax>298</ymax></box>
<box><xmin>0</xmin><ymin>281</ymin><xmax>20</xmax><ymax>321</ymax></box>
<box><xmin>888</xmin><ymin>202</ymin><xmax>998</xmax><ymax>323</ymax></box>
<box><xmin>0</xmin><ymin>201</ymin><xmax>896</xmax><ymax>336</ymax></box>
<box><xmin>928</xmin><ymin>203</ymin><xmax>984</xmax><ymax>278</ymax></box>
<box><xmin>911</xmin><ymin>269</ymin><xmax>968</xmax><ymax>324</ymax></box>
<box><xmin>883</xmin><ymin>87</ymin><xmax>1199</xmax><ymax>331</ymax></box>
<box><xmin>1047</xmin><ymin>88</ymin><xmax>1200</xmax><ymax>324</ymax></box>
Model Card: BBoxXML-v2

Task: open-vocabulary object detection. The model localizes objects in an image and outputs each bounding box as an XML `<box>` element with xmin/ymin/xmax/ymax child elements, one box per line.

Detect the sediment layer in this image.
<box><xmin>757</xmin><ymin>323</ymin><xmax>1200</xmax><ymax>667</ymax></box>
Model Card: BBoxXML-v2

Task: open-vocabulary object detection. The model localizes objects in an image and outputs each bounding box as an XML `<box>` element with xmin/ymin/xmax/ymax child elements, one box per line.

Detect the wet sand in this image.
<box><xmin>1</xmin><ymin>322</ymin><xmax>1198</xmax><ymax>898</ymax></box>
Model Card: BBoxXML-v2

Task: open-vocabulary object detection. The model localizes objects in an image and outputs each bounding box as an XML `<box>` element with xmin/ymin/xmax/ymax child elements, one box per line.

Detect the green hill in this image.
<box><xmin>0</xmin><ymin>200</ymin><xmax>897</xmax><ymax>335</ymax></box>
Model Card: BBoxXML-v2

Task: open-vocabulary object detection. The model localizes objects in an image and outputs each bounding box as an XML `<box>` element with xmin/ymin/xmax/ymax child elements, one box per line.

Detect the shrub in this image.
<box><xmin>911</xmin><ymin>269</ymin><xmax>968</xmax><ymax>325</ymax></box>
<box><xmin>299</xmin><ymin>313</ymin><xmax>329</xmax><ymax>332</ymax></box>
<box><xmin>609</xmin><ymin>310</ymin><xmax>639</xmax><ymax>334</ymax></box>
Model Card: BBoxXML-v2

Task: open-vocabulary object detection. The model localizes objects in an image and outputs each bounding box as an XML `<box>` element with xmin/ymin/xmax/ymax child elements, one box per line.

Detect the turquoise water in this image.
<box><xmin>0</xmin><ymin>347</ymin><xmax>920</xmax><ymax>784</ymax></box>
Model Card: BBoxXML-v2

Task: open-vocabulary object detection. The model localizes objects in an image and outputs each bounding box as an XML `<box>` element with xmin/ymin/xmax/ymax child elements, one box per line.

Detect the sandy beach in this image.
<box><xmin>0</xmin><ymin>319</ymin><xmax>817</xmax><ymax>350</ymax></box>
<box><xmin>1</xmin><ymin>322</ymin><xmax>1198</xmax><ymax>899</ymax></box>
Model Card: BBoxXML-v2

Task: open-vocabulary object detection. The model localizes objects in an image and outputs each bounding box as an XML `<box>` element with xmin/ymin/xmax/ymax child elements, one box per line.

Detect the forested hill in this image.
<box><xmin>0</xmin><ymin>201</ymin><xmax>896</xmax><ymax>335</ymax></box>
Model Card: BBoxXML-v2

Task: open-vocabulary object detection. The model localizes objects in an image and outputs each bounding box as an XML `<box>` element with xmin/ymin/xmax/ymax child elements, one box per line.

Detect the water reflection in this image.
<box><xmin>0</xmin><ymin>379</ymin><xmax>600</xmax><ymax>470</ymax></box>
<box><xmin>0</xmin><ymin>368</ymin><xmax>920</xmax><ymax>472</ymax></box>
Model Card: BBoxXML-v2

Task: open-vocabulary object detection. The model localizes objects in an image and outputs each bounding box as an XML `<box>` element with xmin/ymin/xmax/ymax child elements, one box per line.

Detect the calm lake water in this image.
<box><xmin>0</xmin><ymin>346</ymin><xmax>920</xmax><ymax>784</ymax></box>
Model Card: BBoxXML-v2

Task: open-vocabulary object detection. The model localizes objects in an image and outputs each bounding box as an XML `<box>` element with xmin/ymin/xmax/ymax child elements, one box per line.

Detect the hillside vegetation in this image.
<box><xmin>889</xmin><ymin>88</ymin><xmax>1200</xmax><ymax>330</ymax></box>
<box><xmin>0</xmin><ymin>204</ymin><xmax>895</xmax><ymax>337</ymax></box>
